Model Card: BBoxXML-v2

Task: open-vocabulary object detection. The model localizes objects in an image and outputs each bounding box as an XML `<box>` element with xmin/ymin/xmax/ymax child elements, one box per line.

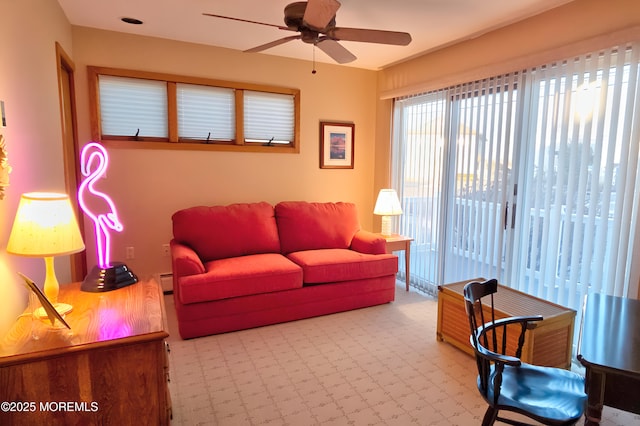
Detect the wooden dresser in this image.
<box><xmin>437</xmin><ymin>278</ymin><xmax>576</xmax><ymax>369</ymax></box>
<box><xmin>0</xmin><ymin>278</ymin><xmax>170</xmax><ymax>425</ymax></box>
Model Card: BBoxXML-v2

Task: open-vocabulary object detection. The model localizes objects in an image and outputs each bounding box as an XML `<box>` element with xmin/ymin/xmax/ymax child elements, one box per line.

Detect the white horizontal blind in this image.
<box><xmin>177</xmin><ymin>84</ymin><xmax>235</xmax><ymax>141</ymax></box>
<box><xmin>244</xmin><ymin>91</ymin><xmax>294</xmax><ymax>144</ymax></box>
<box><xmin>99</xmin><ymin>75</ymin><xmax>167</xmax><ymax>138</ymax></box>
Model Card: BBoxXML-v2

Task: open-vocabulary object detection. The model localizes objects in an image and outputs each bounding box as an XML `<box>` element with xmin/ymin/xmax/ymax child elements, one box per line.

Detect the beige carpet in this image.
<box><xmin>164</xmin><ymin>283</ymin><xmax>639</xmax><ymax>425</ymax></box>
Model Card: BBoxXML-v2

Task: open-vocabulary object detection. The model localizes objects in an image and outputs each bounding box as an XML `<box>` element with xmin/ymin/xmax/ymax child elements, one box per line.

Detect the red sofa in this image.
<box><xmin>170</xmin><ymin>201</ymin><xmax>398</xmax><ymax>339</ymax></box>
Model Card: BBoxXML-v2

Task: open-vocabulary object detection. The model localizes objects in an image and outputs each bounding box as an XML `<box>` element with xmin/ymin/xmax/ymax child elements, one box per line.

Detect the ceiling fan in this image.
<box><xmin>203</xmin><ymin>0</ymin><xmax>412</xmax><ymax>64</ymax></box>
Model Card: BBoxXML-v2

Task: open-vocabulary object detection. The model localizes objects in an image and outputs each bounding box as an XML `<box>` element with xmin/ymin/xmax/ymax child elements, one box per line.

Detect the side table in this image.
<box><xmin>380</xmin><ymin>233</ymin><xmax>413</xmax><ymax>291</ymax></box>
<box><xmin>577</xmin><ymin>293</ymin><xmax>640</xmax><ymax>424</ymax></box>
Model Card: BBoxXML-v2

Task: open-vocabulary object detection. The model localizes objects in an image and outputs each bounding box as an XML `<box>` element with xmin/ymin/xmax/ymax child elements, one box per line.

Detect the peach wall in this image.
<box><xmin>71</xmin><ymin>27</ymin><xmax>378</xmax><ymax>278</ymax></box>
<box><xmin>0</xmin><ymin>0</ymin><xmax>74</xmax><ymax>336</ymax></box>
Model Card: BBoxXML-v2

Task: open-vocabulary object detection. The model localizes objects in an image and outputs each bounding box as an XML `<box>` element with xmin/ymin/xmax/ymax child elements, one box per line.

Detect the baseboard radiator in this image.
<box><xmin>157</xmin><ymin>272</ymin><xmax>173</xmax><ymax>294</ymax></box>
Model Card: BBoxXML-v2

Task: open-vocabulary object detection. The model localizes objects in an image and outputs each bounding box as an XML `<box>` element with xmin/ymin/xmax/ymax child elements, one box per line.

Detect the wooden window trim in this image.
<box><xmin>88</xmin><ymin>66</ymin><xmax>300</xmax><ymax>153</ymax></box>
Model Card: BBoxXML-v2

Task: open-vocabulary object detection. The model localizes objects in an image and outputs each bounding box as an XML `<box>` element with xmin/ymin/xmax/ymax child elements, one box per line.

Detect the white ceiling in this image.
<box><xmin>57</xmin><ymin>0</ymin><xmax>574</xmax><ymax>70</ymax></box>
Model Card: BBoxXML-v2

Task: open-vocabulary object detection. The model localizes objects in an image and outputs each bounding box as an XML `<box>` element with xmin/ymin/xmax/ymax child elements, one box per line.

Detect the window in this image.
<box><xmin>99</xmin><ymin>75</ymin><xmax>168</xmax><ymax>139</ymax></box>
<box><xmin>177</xmin><ymin>83</ymin><xmax>235</xmax><ymax>143</ymax></box>
<box><xmin>244</xmin><ymin>91</ymin><xmax>295</xmax><ymax>144</ymax></box>
<box><xmin>88</xmin><ymin>67</ymin><xmax>300</xmax><ymax>153</ymax></box>
<box><xmin>392</xmin><ymin>41</ymin><xmax>640</xmax><ymax>317</ymax></box>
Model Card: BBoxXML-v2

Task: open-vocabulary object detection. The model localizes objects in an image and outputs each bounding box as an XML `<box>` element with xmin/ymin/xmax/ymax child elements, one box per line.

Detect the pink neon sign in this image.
<box><xmin>78</xmin><ymin>142</ymin><xmax>123</xmax><ymax>269</ymax></box>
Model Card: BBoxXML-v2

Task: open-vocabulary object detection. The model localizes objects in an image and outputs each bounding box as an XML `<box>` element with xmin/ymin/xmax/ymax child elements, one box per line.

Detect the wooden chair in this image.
<box><xmin>463</xmin><ymin>279</ymin><xmax>586</xmax><ymax>426</ymax></box>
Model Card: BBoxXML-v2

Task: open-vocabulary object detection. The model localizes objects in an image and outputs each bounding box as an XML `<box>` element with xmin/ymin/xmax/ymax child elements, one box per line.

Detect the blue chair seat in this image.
<box><xmin>484</xmin><ymin>363</ymin><xmax>586</xmax><ymax>423</ymax></box>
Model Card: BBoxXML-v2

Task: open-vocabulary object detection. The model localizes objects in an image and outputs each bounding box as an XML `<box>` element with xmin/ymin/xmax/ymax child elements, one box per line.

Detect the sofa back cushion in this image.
<box><xmin>275</xmin><ymin>201</ymin><xmax>360</xmax><ymax>254</ymax></box>
<box><xmin>172</xmin><ymin>202</ymin><xmax>280</xmax><ymax>261</ymax></box>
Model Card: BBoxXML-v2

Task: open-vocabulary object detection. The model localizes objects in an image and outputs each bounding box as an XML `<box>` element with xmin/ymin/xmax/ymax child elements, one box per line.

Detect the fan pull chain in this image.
<box><xmin>312</xmin><ymin>44</ymin><xmax>317</xmax><ymax>74</ymax></box>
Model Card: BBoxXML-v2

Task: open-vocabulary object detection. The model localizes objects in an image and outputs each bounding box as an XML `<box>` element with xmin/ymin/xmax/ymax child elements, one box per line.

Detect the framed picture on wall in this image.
<box><xmin>319</xmin><ymin>122</ymin><xmax>354</xmax><ymax>169</ymax></box>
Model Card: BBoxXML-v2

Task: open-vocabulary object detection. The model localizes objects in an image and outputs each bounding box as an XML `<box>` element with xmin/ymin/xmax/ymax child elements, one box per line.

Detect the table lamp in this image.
<box><xmin>7</xmin><ymin>192</ymin><xmax>85</xmax><ymax>315</ymax></box>
<box><xmin>373</xmin><ymin>189</ymin><xmax>403</xmax><ymax>236</ymax></box>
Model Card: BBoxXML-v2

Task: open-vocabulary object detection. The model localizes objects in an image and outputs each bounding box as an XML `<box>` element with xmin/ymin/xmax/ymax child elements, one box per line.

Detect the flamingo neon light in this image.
<box><xmin>79</xmin><ymin>142</ymin><xmax>122</xmax><ymax>268</ymax></box>
<box><xmin>79</xmin><ymin>142</ymin><xmax>136</xmax><ymax>291</ymax></box>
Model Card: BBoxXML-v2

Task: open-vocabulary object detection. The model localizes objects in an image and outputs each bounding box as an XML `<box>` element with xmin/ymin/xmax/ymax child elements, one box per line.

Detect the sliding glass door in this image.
<box><xmin>513</xmin><ymin>45</ymin><xmax>640</xmax><ymax>308</ymax></box>
<box><xmin>392</xmin><ymin>41</ymin><xmax>640</xmax><ymax>311</ymax></box>
<box><xmin>443</xmin><ymin>75</ymin><xmax>520</xmax><ymax>284</ymax></box>
<box><xmin>392</xmin><ymin>92</ymin><xmax>448</xmax><ymax>293</ymax></box>
<box><xmin>392</xmin><ymin>75</ymin><xmax>522</xmax><ymax>294</ymax></box>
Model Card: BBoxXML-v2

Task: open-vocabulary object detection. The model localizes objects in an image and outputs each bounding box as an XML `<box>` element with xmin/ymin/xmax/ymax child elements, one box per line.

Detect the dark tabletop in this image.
<box><xmin>578</xmin><ymin>293</ymin><xmax>640</xmax><ymax>376</ymax></box>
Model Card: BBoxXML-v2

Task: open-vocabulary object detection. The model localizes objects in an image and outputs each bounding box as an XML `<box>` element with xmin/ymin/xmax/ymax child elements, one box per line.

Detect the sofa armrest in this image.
<box><xmin>170</xmin><ymin>239</ymin><xmax>206</xmax><ymax>277</ymax></box>
<box><xmin>350</xmin><ymin>230</ymin><xmax>387</xmax><ymax>254</ymax></box>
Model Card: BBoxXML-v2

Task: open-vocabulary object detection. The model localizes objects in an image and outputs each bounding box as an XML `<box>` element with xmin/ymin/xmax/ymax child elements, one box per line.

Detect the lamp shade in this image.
<box><xmin>7</xmin><ymin>192</ymin><xmax>85</xmax><ymax>257</ymax></box>
<box><xmin>373</xmin><ymin>189</ymin><xmax>403</xmax><ymax>216</ymax></box>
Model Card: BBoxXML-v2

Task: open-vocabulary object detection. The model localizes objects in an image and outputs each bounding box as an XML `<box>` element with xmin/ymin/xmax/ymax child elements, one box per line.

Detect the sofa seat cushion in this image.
<box><xmin>287</xmin><ymin>249</ymin><xmax>398</xmax><ymax>284</ymax></box>
<box><xmin>178</xmin><ymin>253</ymin><xmax>303</xmax><ymax>304</ymax></box>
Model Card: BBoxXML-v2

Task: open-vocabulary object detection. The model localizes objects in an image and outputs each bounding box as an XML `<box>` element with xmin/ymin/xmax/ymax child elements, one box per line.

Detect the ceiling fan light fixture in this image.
<box><xmin>203</xmin><ymin>0</ymin><xmax>411</xmax><ymax>65</ymax></box>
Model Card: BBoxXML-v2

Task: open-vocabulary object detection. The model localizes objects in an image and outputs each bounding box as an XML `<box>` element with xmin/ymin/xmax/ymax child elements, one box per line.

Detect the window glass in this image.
<box><xmin>244</xmin><ymin>91</ymin><xmax>294</xmax><ymax>144</ymax></box>
<box><xmin>177</xmin><ymin>84</ymin><xmax>235</xmax><ymax>142</ymax></box>
<box><xmin>99</xmin><ymin>75</ymin><xmax>167</xmax><ymax>138</ymax></box>
<box><xmin>90</xmin><ymin>67</ymin><xmax>300</xmax><ymax>151</ymax></box>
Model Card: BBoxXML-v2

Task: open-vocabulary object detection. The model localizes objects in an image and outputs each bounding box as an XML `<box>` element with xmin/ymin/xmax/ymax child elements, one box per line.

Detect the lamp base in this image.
<box><xmin>81</xmin><ymin>262</ymin><xmax>138</xmax><ymax>293</ymax></box>
<box><xmin>380</xmin><ymin>215</ymin><xmax>393</xmax><ymax>237</ymax></box>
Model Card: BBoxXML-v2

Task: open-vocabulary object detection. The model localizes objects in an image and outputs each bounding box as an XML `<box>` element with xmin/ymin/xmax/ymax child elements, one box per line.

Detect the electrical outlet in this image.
<box><xmin>162</xmin><ymin>244</ymin><xmax>170</xmax><ymax>257</ymax></box>
<box><xmin>126</xmin><ymin>246</ymin><xmax>135</xmax><ymax>259</ymax></box>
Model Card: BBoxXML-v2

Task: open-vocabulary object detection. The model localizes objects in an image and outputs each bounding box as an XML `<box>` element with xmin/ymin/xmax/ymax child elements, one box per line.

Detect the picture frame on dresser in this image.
<box><xmin>319</xmin><ymin>121</ymin><xmax>354</xmax><ymax>169</ymax></box>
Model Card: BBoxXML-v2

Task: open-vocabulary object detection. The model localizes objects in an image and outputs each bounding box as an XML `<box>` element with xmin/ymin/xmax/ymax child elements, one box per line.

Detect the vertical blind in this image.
<box><xmin>515</xmin><ymin>44</ymin><xmax>640</xmax><ymax>307</ymax></box>
<box><xmin>391</xmin><ymin>91</ymin><xmax>447</xmax><ymax>294</ymax></box>
<box><xmin>445</xmin><ymin>74</ymin><xmax>521</xmax><ymax>284</ymax></box>
<box><xmin>392</xmin><ymin>41</ymin><xmax>640</xmax><ymax>307</ymax></box>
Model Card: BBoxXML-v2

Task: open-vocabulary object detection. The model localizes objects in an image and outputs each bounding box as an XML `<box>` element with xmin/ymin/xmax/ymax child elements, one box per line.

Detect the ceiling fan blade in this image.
<box><xmin>326</xmin><ymin>27</ymin><xmax>412</xmax><ymax>46</ymax></box>
<box><xmin>316</xmin><ymin>38</ymin><xmax>356</xmax><ymax>64</ymax></box>
<box><xmin>245</xmin><ymin>35</ymin><xmax>301</xmax><ymax>53</ymax></box>
<box><xmin>303</xmin><ymin>0</ymin><xmax>341</xmax><ymax>30</ymax></box>
<box><xmin>203</xmin><ymin>13</ymin><xmax>293</xmax><ymax>31</ymax></box>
